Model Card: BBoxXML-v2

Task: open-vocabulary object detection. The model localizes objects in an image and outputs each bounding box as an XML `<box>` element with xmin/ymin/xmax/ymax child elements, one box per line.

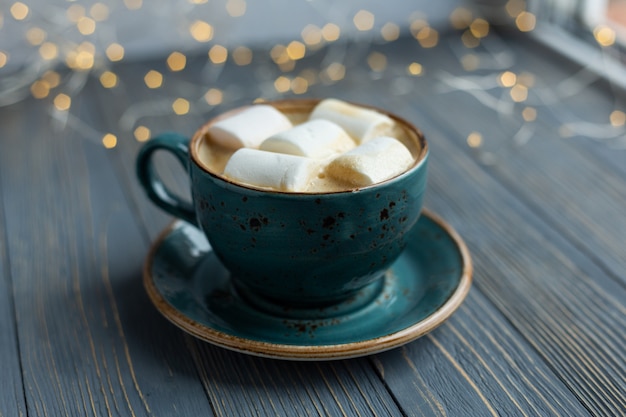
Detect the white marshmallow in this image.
<box><xmin>326</xmin><ymin>136</ymin><xmax>414</xmax><ymax>186</ymax></box>
<box><xmin>223</xmin><ymin>148</ymin><xmax>320</xmax><ymax>192</ymax></box>
<box><xmin>259</xmin><ymin>119</ymin><xmax>356</xmax><ymax>159</ymax></box>
<box><xmin>309</xmin><ymin>99</ymin><xmax>395</xmax><ymax>143</ymax></box>
<box><xmin>207</xmin><ymin>105</ymin><xmax>293</xmax><ymax>150</ymax></box>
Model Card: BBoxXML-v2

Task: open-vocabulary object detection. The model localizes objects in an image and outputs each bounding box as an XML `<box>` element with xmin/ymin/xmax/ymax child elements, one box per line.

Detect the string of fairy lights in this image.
<box><xmin>0</xmin><ymin>0</ymin><xmax>625</xmax><ymax>150</ymax></box>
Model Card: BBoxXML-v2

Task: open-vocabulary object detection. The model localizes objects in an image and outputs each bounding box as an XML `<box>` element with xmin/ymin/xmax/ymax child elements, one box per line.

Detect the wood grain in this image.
<box><xmin>1</xmin><ymin>31</ymin><xmax>624</xmax><ymax>417</ymax></box>
<box><xmin>372</xmin><ymin>289</ymin><xmax>592</xmax><ymax>417</ymax></box>
<box><xmin>0</xmin><ymin>97</ymin><xmax>215</xmax><ymax>416</ymax></box>
<box><xmin>324</xmin><ymin>36</ymin><xmax>626</xmax><ymax>415</ymax></box>
<box><xmin>412</xmin><ymin>102</ymin><xmax>626</xmax><ymax>416</ymax></box>
<box><xmin>0</xmin><ymin>112</ymin><xmax>27</xmax><ymax>416</ymax></box>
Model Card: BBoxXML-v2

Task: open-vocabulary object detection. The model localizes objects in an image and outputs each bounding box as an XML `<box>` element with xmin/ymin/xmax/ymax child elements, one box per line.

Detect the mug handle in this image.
<box><xmin>136</xmin><ymin>132</ymin><xmax>197</xmax><ymax>226</ymax></box>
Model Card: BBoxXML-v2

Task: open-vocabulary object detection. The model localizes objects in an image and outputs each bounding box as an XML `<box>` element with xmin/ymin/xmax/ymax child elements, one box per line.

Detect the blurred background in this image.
<box><xmin>1</xmin><ymin>0</ymin><xmax>625</xmax><ymax>147</ymax></box>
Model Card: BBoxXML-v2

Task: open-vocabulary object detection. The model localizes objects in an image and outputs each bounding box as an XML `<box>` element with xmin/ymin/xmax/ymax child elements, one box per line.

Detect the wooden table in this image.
<box><xmin>1</xmin><ymin>31</ymin><xmax>625</xmax><ymax>416</ymax></box>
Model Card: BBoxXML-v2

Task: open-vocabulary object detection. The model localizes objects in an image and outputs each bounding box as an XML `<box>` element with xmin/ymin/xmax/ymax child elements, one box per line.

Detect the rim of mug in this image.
<box><xmin>189</xmin><ymin>98</ymin><xmax>429</xmax><ymax>196</ymax></box>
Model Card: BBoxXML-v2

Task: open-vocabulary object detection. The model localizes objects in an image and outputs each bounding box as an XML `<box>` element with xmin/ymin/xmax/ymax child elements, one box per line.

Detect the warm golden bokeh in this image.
<box><xmin>233</xmin><ymin>47</ymin><xmax>253</xmax><ymax>65</ymax></box>
<box><xmin>610</xmin><ymin>110</ymin><xmax>626</xmax><ymax>126</ymax></box>
<box><xmin>54</xmin><ymin>94</ymin><xmax>72</xmax><ymax>111</ymax></box>
<box><xmin>26</xmin><ymin>27</ymin><xmax>47</xmax><ymax>45</ymax></box>
<box><xmin>593</xmin><ymin>25</ymin><xmax>616</xmax><ymax>46</ymax></box>
<box><xmin>522</xmin><ymin>107</ymin><xmax>537</xmax><ymax>122</ymax></box>
<box><xmin>30</xmin><ymin>80</ymin><xmax>50</xmax><ymax>99</ymax></box>
<box><xmin>209</xmin><ymin>45</ymin><xmax>228</xmax><ymax>64</ymax></box>
<box><xmin>204</xmin><ymin>88</ymin><xmax>223</xmax><ymax>105</ymax></box>
<box><xmin>167</xmin><ymin>52</ymin><xmax>187</xmax><ymax>71</ymax></box>
<box><xmin>367</xmin><ymin>52</ymin><xmax>387</xmax><ymax>72</ymax></box>
<box><xmin>106</xmin><ymin>43</ymin><xmax>125</xmax><ymax>62</ymax></box>
<box><xmin>407</xmin><ymin>62</ymin><xmax>423</xmax><ymax>76</ymax></box>
<box><xmin>10</xmin><ymin>2</ymin><xmax>29</xmax><ymax>20</ymax></box>
<box><xmin>499</xmin><ymin>71</ymin><xmax>517</xmax><ymax>88</ymax></box>
<box><xmin>515</xmin><ymin>11</ymin><xmax>536</xmax><ymax>32</ymax></box>
<box><xmin>144</xmin><ymin>70</ymin><xmax>163</xmax><ymax>88</ymax></box>
<box><xmin>172</xmin><ymin>98</ymin><xmax>190</xmax><ymax>115</ymax></box>
<box><xmin>190</xmin><ymin>21</ymin><xmax>213</xmax><ymax>42</ymax></box>
<box><xmin>354</xmin><ymin>10</ymin><xmax>375</xmax><ymax>31</ymax></box>
<box><xmin>467</xmin><ymin>132</ymin><xmax>483</xmax><ymax>147</ymax></box>
<box><xmin>100</xmin><ymin>71</ymin><xmax>118</xmax><ymax>88</ymax></box>
<box><xmin>134</xmin><ymin>126</ymin><xmax>151</xmax><ymax>142</ymax></box>
<box><xmin>381</xmin><ymin>23</ymin><xmax>400</xmax><ymax>42</ymax></box>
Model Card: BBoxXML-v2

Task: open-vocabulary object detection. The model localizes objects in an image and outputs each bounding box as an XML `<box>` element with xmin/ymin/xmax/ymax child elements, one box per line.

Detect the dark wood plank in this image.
<box><xmin>0</xmin><ymin>128</ymin><xmax>27</xmax><ymax>417</ymax></box>
<box><xmin>280</xmin><ymin>45</ymin><xmax>618</xmax><ymax>414</ymax></box>
<box><xmin>189</xmin><ymin>344</ymin><xmax>406</xmax><ymax>417</ymax></box>
<box><xmin>407</xmin><ymin>105</ymin><xmax>626</xmax><ymax>416</ymax></box>
<box><xmin>94</xmin><ymin>43</ymin><xmax>602</xmax><ymax>416</ymax></box>
<box><xmin>0</xmin><ymin>96</ymin><xmax>215</xmax><ymax>416</ymax></box>
<box><xmin>29</xmin><ymin>32</ymin><xmax>618</xmax><ymax>416</ymax></box>
<box><xmin>373</xmin><ymin>289</ymin><xmax>591</xmax><ymax>417</ymax></box>
<box><xmin>290</xmin><ymin>36</ymin><xmax>626</xmax><ymax>414</ymax></box>
<box><xmin>390</xmin><ymin>32</ymin><xmax>626</xmax><ymax>288</ymax></box>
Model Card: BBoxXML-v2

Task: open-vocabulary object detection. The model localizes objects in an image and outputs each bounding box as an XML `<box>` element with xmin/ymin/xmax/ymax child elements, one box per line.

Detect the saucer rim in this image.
<box><xmin>143</xmin><ymin>208</ymin><xmax>473</xmax><ymax>360</ymax></box>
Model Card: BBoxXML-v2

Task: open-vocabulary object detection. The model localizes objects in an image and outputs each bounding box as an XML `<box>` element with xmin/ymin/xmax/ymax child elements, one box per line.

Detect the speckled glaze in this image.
<box><xmin>143</xmin><ymin>210</ymin><xmax>472</xmax><ymax>360</ymax></box>
<box><xmin>136</xmin><ymin>99</ymin><xmax>428</xmax><ymax>308</ymax></box>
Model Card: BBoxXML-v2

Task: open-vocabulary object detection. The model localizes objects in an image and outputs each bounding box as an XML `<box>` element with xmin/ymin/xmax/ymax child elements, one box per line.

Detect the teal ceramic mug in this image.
<box><xmin>136</xmin><ymin>99</ymin><xmax>428</xmax><ymax>311</ymax></box>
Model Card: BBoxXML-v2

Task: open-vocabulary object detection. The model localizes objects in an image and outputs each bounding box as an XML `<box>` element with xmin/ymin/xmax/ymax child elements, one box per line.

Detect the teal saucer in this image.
<box><xmin>144</xmin><ymin>209</ymin><xmax>472</xmax><ymax>360</ymax></box>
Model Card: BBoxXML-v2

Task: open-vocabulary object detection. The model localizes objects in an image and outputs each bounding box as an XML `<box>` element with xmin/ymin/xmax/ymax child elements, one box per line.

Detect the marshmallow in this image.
<box><xmin>326</xmin><ymin>136</ymin><xmax>414</xmax><ymax>186</ymax></box>
<box><xmin>309</xmin><ymin>99</ymin><xmax>395</xmax><ymax>143</ymax></box>
<box><xmin>207</xmin><ymin>105</ymin><xmax>293</xmax><ymax>150</ymax></box>
<box><xmin>259</xmin><ymin>119</ymin><xmax>356</xmax><ymax>159</ymax></box>
<box><xmin>223</xmin><ymin>148</ymin><xmax>320</xmax><ymax>192</ymax></box>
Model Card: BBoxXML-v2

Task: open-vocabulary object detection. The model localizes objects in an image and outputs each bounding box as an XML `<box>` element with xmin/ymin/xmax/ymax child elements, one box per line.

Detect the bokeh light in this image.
<box><xmin>106</xmin><ymin>43</ymin><xmax>125</xmax><ymax>62</ymax></box>
<box><xmin>10</xmin><ymin>2</ymin><xmax>29</xmax><ymax>20</ymax></box>
<box><xmin>172</xmin><ymin>98</ymin><xmax>190</xmax><ymax>115</ymax></box>
<box><xmin>167</xmin><ymin>52</ymin><xmax>187</xmax><ymax>71</ymax></box>
<box><xmin>39</xmin><ymin>43</ymin><xmax>58</xmax><ymax>60</ymax></box>
<box><xmin>381</xmin><ymin>23</ymin><xmax>400</xmax><ymax>42</ymax></box>
<box><xmin>321</xmin><ymin>23</ymin><xmax>340</xmax><ymax>42</ymax></box>
<box><xmin>124</xmin><ymin>0</ymin><xmax>143</xmax><ymax>10</ymax></box>
<box><xmin>90</xmin><ymin>3</ymin><xmax>109</xmax><ymax>21</ymax></box>
<box><xmin>102</xmin><ymin>133</ymin><xmax>118</xmax><ymax>148</ymax></box>
<box><xmin>204</xmin><ymin>88</ymin><xmax>223</xmax><ymax>105</ymax></box>
<box><xmin>610</xmin><ymin>110</ymin><xmax>626</xmax><ymax>126</ymax></box>
<box><xmin>232</xmin><ymin>47</ymin><xmax>252</xmax><ymax>65</ymax></box>
<box><xmin>26</xmin><ymin>28</ymin><xmax>46</xmax><ymax>45</ymax></box>
<box><xmin>190</xmin><ymin>21</ymin><xmax>213</xmax><ymax>42</ymax></box>
<box><xmin>30</xmin><ymin>80</ymin><xmax>50</xmax><ymax>99</ymax></box>
<box><xmin>54</xmin><ymin>94</ymin><xmax>72</xmax><ymax>111</ymax></box>
<box><xmin>209</xmin><ymin>45</ymin><xmax>228</xmax><ymax>64</ymax></box>
<box><xmin>144</xmin><ymin>70</ymin><xmax>163</xmax><ymax>88</ymax></box>
<box><xmin>367</xmin><ymin>52</ymin><xmax>387</xmax><ymax>72</ymax></box>
<box><xmin>510</xmin><ymin>84</ymin><xmax>528</xmax><ymax>102</ymax></box>
<box><xmin>499</xmin><ymin>71</ymin><xmax>517</xmax><ymax>87</ymax></box>
<box><xmin>77</xmin><ymin>17</ymin><xmax>96</xmax><ymax>35</ymax></box>
<box><xmin>593</xmin><ymin>25</ymin><xmax>616</xmax><ymax>47</ymax></box>
<box><xmin>407</xmin><ymin>62</ymin><xmax>423</xmax><ymax>76</ymax></box>
<box><xmin>134</xmin><ymin>126</ymin><xmax>151</xmax><ymax>142</ymax></box>
<box><xmin>467</xmin><ymin>132</ymin><xmax>483</xmax><ymax>147</ymax></box>
<box><xmin>226</xmin><ymin>0</ymin><xmax>246</xmax><ymax>17</ymax></box>
<box><xmin>522</xmin><ymin>107</ymin><xmax>537</xmax><ymax>121</ymax></box>
<box><xmin>99</xmin><ymin>71</ymin><xmax>118</xmax><ymax>88</ymax></box>
<box><xmin>354</xmin><ymin>10</ymin><xmax>375</xmax><ymax>31</ymax></box>
<box><xmin>515</xmin><ymin>12</ymin><xmax>536</xmax><ymax>32</ymax></box>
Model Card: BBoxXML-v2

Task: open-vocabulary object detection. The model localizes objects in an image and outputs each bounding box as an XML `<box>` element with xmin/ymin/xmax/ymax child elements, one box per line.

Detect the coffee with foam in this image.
<box><xmin>195</xmin><ymin>99</ymin><xmax>422</xmax><ymax>193</ymax></box>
